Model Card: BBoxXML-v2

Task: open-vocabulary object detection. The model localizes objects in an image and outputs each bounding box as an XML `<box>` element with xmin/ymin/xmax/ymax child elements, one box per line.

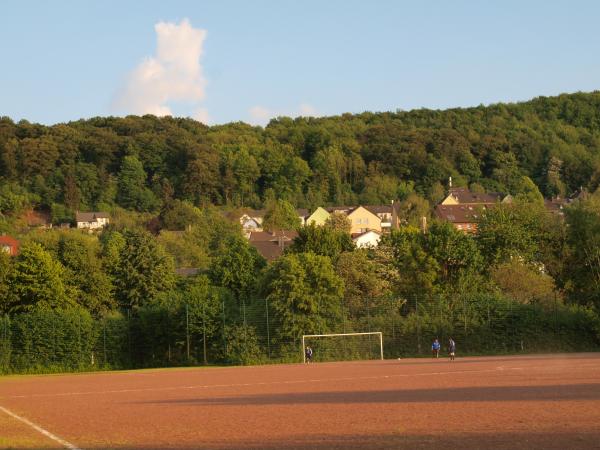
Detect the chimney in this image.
<box><xmin>448</xmin><ymin>176</ymin><xmax>452</xmax><ymax>189</ymax></box>
<box><xmin>421</xmin><ymin>216</ymin><xmax>427</xmax><ymax>234</ymax></box>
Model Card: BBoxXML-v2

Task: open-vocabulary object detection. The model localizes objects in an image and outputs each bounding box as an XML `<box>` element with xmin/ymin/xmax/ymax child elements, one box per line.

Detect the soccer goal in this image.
<box><xmin>302</xmin><ymin>332</ymin><xmax>383</xmax><ymax>363</ymax></box>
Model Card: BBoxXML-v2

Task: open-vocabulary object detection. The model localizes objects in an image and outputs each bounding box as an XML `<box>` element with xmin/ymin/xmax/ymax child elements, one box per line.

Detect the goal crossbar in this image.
<box><xmin>302</xmin><ymin>332</ymin><xmax>383</xmax><ymax>363</ymax></box>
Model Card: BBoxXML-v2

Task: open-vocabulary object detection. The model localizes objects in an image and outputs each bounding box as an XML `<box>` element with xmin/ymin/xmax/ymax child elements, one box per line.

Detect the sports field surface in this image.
<box><xmin>1</xmin><ymin>353</ymin><xmax>599</xmax><ymax>449</ymax></box>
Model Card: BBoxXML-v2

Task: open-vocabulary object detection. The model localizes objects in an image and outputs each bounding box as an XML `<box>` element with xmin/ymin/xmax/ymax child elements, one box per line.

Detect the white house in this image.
<box><xmin>76</xmin><ymin>212</ymin><xmax>110</xmax><ymax>230</ymax></box>
<box><xmin>352</xmin><ymin>230</ymin><xmax>381</xmax><ymax>248</ymax></box>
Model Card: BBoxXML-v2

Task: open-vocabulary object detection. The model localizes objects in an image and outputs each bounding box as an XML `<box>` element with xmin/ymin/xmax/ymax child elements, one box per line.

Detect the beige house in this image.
<box><xmin>346</xmin><ymin>206</ymin><xmax>382</xmax><ymax>234</ymax></box>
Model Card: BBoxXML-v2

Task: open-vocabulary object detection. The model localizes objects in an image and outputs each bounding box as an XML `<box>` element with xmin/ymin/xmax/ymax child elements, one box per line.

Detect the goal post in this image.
<box><xmin>301</xmin><ymin>332</ymin><xmax>383</xmax><ymax>363</ymax></box>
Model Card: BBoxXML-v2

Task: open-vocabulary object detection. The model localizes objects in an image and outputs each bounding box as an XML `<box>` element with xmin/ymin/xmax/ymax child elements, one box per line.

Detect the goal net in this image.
<box><xmin>302</xmin><ymin>332</ymin><xmax>383</xmax><ymax>363</ymax></box>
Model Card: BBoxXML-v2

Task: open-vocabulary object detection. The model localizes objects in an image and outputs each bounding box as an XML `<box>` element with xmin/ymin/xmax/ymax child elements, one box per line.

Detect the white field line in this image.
<box><xmin>2</xmin><ymin>362</ymin><xmax>598</xmax><ymax>401</ymax></box>
<box><xmin>0</xmin><ymin>405</ymin><xmax>80</xmax><ymax>450</ymax></box>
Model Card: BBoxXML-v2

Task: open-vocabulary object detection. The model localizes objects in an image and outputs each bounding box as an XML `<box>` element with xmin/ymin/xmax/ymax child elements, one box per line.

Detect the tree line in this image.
<box><xmin>2</xmin><ymin>91</ymin><xmax>600</xmax><ymax>223</ymax></box>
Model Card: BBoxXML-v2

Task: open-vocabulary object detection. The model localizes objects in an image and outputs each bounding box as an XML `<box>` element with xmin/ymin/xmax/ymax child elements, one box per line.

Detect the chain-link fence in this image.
<box><xmin>1</xmin><ymin>294</ymin><xmax>599</xmax><ymax>374</ymax></box>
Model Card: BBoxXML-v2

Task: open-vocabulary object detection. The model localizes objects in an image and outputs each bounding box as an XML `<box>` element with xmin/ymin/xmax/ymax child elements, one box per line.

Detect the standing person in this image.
<box><xmin>305</xmin><ymin>346</ymin><xmax>313</xmax><ymax>364</ymax></box>
<box><xmin>448</xmin><ymin>338</ymin><xmax>456</xmax><ymax>361</ymax></box>
<box><xmin>431</xmin><ymin>338</ymin><xmax>441</xmax><ymax>358</ymax></box>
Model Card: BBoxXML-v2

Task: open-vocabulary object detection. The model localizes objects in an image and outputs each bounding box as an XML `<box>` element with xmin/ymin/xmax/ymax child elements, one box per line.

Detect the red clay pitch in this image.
<box><xmin>1</xmin><ymin>353</ymin><xmax>599</xmax><ymax>449</ymax></box>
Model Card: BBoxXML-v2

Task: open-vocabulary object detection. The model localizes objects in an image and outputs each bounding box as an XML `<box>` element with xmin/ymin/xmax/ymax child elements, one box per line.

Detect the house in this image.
<box><xmin>364</xmin><ymin>205</ymin><xmax>393</xmax><ymax>232</ymax></box>
<box><xmin>76</xmin><ymin>211</ymin><xmax>110</xmax><ymax>230</ymax></box>
<box><xmin>306</xmin><ymin>207</ymin><xmax>330</xmax><ymax>226</ymax></box>
<box><xmin>0</xmin><ymin>235</ymin><xmax>19</xmax><ymax>256</ymax></box>
<box><xmin>238</xmin><ymin>209</ymin><xmax>266</xmax><ymax>232</ymax></box>
<box><xmin>434</xmin><ymin>204</ymin><xmax>485</xmax><ymax>233</ymax></box>
<box><xmin>352</xmin><ymin>230</ymin><xmax>381</xmax><ymax>248</ymax></box>
<box><xmin>248</xmin><ymin>230</ymin><xmax>298</xmax><ymax>261</ymax></box>
<box><xmin>346</xmin><ymin>206</ymin><xmax>382</xmax><ymax>234</ymax></box>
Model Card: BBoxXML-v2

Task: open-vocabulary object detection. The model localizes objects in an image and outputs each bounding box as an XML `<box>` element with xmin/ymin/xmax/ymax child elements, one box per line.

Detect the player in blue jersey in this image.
<box><xmin>431</xmin><ymin>338</ymin><xmax>441</xmax><ymax>358</ymax></box>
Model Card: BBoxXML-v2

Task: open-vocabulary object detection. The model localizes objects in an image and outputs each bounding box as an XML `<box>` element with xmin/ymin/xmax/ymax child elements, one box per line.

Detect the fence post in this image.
<box><xmin>103</xmin><ymin>318</ymin><xmax>107</xmax><ymax>367</ymax></box>
<box><xmin>222</xmin><ymin>299</ymin><xmax>227</xmax><ymax>357</ymax></box>
<box><xmin>554</xmin><ymin>292</ymin><xmax>559</xmax><ymax>343</ymax></box>
<box><xmin>127</xmin><ymin>308</ymin><xmax>132</xmax><ymax>368</ymax></box>
<box><xmin>416</xmin><ymin>296</ymin><xmax>421</xmax><ymax>354</ymax></box>
<box><xmin>203</xmin><ymin>301</ymin><xmax>207</xmax><ymax>365</ymax></box>
<box><xmin>77</xmin><ymin>313</ymin><xmax>82</xmax><ymax>368</ymax></box>
<box><xmin>186</xmin><ymin>303</ymin><xmax>190</xmax><ymax>362</ymax></box>
<box><xmin>265</xmin><ymin>298</ymin><xmax>271</xmax><ymax>359</ymax></box>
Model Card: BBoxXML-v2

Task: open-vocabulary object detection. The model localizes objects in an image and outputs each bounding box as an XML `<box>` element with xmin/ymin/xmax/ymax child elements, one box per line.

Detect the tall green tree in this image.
<box><xmin>116</xmin><ymin>155</ymin><xmax>159</xmax><ymax>211</ymax></box>
<box><xmin>209</xmin><ymin>235</ymin><xmax>266</xmax><ymax>304</ymax></box>
<box><xmin>57</xmin><ymin>233</ymin><xmax>115</xmax><ymax>315</ymax></box>
<box><xmin>287</xmin><ymin>222</ymin><xmax>354</xmax><ymax>260</ymax></box>
<box><xmin>261</xmin><ymin>252</ymin><xmax>344</xmax><ymax>342</ymax></box>
<box><xmin>476</xmin><ymin>204</ymin><xmax>541</xmax><ymax>266</ymax></box>
<box><xmin>7</xmin><ymin>242</ymin><xmax>76</xmax><ymax>312</ymax></box>
<box><xmin>562</xmin><ymin>192</ymin><xmax>600</xmax><ymax>307</ymax></box>
<box><xmin>111</xmin><ymin>229</ymin><xmax>175</xmax><ymax>309</ymax></box>
<box><xmin>262</xmin><ymin>199</ymin><xmax>301</xmax><ymax>232</ymax></box>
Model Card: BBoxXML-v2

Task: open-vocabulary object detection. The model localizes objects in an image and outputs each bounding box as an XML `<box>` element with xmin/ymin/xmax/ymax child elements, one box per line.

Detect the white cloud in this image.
<box><xmin>113</xmin><ymin>19</ymin><xmax>208</xmax><ymax>118</ymax></box>
<box><xmin>247</xmin><ymin>103</ymin><xmax>319</xmax><ymax>126</ymax></box>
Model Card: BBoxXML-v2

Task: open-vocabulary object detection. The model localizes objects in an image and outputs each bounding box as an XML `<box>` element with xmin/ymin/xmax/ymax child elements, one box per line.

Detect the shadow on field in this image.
<box><xmin>139</xmin><ymin>383</ymin><xmax>600</xmax><ymax>406</ymax></box>
<box><xmin>171</xmin><ymin>430</ymin><xmax>600</xmax><ymax>450</ymax></box>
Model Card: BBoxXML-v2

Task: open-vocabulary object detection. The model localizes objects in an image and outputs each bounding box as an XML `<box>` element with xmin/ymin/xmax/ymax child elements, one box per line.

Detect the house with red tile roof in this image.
<box><xmin>0</xmin><ymin>235</ymin><xmax>20</xmax><ymax>256</ymax></box>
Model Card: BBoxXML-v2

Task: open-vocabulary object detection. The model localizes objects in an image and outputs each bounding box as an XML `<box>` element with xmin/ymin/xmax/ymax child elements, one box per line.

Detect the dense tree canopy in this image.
<box><xmin>2</xmin><ymin>92</ymin><xmax>600</xmax><ymax>218</ymax></box>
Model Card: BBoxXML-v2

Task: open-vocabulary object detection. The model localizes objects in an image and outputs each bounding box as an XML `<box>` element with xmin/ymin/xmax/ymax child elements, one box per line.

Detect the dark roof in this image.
<box><xmin>364</xmin><ymin>205</ymin><xmax>393</xmax><ymax>215</ymax></box>
<box><xmin>448</xmin><ymin>188</ymin><xmax>504</xmax><ymax>204</ymax></box>
<box><xmin>296</xmin><ymin>208</ymin><xmax>309</xmax><ymax>217</ymax></box>
<box><xmin>248</xmin><ymin>230</ymin><xmax>298</xmax><ymax>242</ymax></box>
<box><xmin>75</xmin><ymin>211</ymin><xmax>109</xmax><ymax>222</ymax></box>
<box><xmin>248</xmin><ymin>230</ymin><xmax>298</xmax><ymax>261</ymax></box>
<box><xmin>324</xmin><ymin>205</ymin><xmax>356</xmax><ymax>214</ymax></box>
<box><xmin>434</xmin><ymin>204</ymin><xmax>486</xmax><ymax>223</ymax></box>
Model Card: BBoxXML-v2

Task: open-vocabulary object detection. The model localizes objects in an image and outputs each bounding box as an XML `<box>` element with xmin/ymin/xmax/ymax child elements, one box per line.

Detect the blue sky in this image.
<box><xmin>2</xmin><ymin>0</ymin><xmax>599</xmax><ymax>125</ymax></box>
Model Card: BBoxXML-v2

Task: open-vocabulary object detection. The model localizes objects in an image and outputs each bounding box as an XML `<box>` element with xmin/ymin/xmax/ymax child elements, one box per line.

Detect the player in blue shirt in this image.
<box><xmin>431</xmin><ymin>338</ymin><xmax>441</xmax><ymax>358</ymax></box>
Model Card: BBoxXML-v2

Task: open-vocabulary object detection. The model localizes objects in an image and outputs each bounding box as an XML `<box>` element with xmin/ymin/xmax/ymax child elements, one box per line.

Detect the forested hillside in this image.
<box><xmin>2</xmin><ymin>91</ymin><xmax>600</xmax><ymax>220</ymax></box>
<box><xmin>1</xmin><ymin>92</ymin><xmax>600</xmax><ymax>373</ymax></box>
